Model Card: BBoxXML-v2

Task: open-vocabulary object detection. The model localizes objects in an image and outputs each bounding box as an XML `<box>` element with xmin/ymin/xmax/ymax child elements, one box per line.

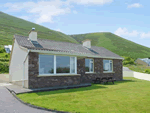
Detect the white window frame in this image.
<box><xmin>39</xmin><ymin>54</ymin><xmax>77</xmax><ymax>76</ymax></box>
<box><xmin>85</xmin><ymin>58</ymin><xmax>94</xmax><ymax>73</ymax></box>
<box><xmin>103</xmin><ymin>59</ymin><xmax>113</xmax><ymax>73</ymax></box>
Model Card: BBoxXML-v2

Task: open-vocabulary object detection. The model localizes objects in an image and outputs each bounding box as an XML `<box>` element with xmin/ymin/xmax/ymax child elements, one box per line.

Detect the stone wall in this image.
<box><xmin>78</xmin><ymin>58</ymin><xmax>123</xmax><ymax>83</ymax></box>
<box><xmin>28</xmin><ymin>52</ymin><xmax>80</xmax><ymax>89</ymax></box>
<box><xmin>28</xmin><ymin>52</ymin><xmax>123</xmax><ymax>88</ymax></box>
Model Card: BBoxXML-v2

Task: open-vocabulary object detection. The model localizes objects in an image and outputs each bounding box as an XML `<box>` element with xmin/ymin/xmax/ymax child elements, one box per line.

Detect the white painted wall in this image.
<box><xmin>133</xmin><ymin>72</ymin><xmax>150</xmax><ymax>81</ymax></box>
<box><xmin>83</xmin><ymin>40</ymin><xmax>91</xmax><ymax>48</ymax></box>
<box><xmin>29</xmin><ymin>31</ymin><xmax>37</xmax><ymax>41</ymax></box>
<box><xmin>123</xmin><ymin>70</ymin><xmax>150</xmax><ymax>81</ymax></box>
<box><xmin>123</xmin><ymin>71</ymin><xmax>134</xmax><ymax>77</ymax></box>
<box><xmin>9</xmin><ymin>39</ymin><xmax>28</xmax><ymax>81</ymax></box>
<box><xmin>0</xmin><ymin>74</ymin><xmax>9</xmax><ymax>82</ymax></box>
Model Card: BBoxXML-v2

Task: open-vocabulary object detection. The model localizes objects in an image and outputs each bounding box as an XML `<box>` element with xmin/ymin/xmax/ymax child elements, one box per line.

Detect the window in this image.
<box><xmin>70</xmin><ymin>57</ymin><xmax>75</xmax><ymax>73</ymax></box>
<box><xmin>39</xmin><ymin>55</ymin><xmax>76</xmax><ymax>75</ymax></box>
<box><xmin>56</xmin><ymin>56</ymin><xmax>70</xmax><ymax>73</ymax></box>
<box><xmin>85</xmin><ymin>59</ymin><xmax>94</xmax><ymax>72</ymax></box>
<box><xmin>39</xmin><ymin>55</ymin><xmax>54</xmax><ymax>74</ymax></box>
<box><xmin>103</xmin><ymin>60</ymin><xmax>113</xmax><ymax>72</ymax></box>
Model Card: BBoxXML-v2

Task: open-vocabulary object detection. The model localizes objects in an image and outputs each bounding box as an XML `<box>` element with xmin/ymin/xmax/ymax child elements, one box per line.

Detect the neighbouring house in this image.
<box><xmin>9</xmin><ymin>28</ymin><xmax>124</xmax><ymax>89</ymax></box>
<box><xmin>135</xmin><ymin>58</ymin><xmax>150</xmax><ymax>66</ymax></box>
<box><xmin>4</xmin><ymin>45</ymin><xmax>12</xmax><ymax>53</ymax></box>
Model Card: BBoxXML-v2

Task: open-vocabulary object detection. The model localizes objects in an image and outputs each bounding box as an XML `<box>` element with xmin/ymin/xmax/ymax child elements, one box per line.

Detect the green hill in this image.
<box><xmin>1</xmin><ymin>11</ymin><xmax>150</xmax><ymax>60</ymax></box>
<box><xmin>69</xmin><ymin>32</ymin><xmax>150</xmax><ymax>59</ymax></box>
<box><xmin>0</xmin><ymin>11</ymin><xmax>78</xmax><ymax>45</ymax></box>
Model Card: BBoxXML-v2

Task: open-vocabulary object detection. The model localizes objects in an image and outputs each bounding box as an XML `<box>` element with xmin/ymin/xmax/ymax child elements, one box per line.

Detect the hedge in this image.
<box><xmin>0</xmin><ymin>48</ymin><xmax>5</xmax><ymax>53</ymax></box>
<box><xmin>123</xmin><ymin>56</ymin><xmax>135</xmax><ymax>65</ymax></box>
<box><xmin>0</xmin><ymin>58</ymin><xmax>9</xmax><ymax>62</ymax></box>
<box><xmin>0</xmin><ymin>61</ymin><xmax>9</xmax><ymax>73</ymax></box>
<box><xmin>144</xmin><ymin>69</ymin><xmax>150</xmax><ymax>74</ymax></box>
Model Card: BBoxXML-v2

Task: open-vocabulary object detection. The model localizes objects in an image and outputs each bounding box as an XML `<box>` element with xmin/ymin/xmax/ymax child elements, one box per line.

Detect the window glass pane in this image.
<box><xmin>56</xmin><ymin>56</ymin><xmax>70</xmax><ymax>73</ymax></box>
<box><xmin>110</xmin><ymin>62</ymin><xmax>112</xmax><ymax>71</ymax></box>
<box><xmin>85</xmin><ymin>59</ymin><xmax>89</xmax><ymax>72</ymax></box>
<box><xmin>90</xmin><ymin>62</ymin><xmax>93</xmax><ymax>72</ymax></box>
<box><xmin>39</xmin><ymin>55</ymin><xmax>54</xmax><ymax>74</ymax></box>
<box><xmin>70</xmin><ymin>57</ymin><xmax>75</xmax><ymax>73</ymax></box>
<box><xmin>103</xmin><ymin>60</ymin><xmax>110</xmax><ymax>71</ymax></box>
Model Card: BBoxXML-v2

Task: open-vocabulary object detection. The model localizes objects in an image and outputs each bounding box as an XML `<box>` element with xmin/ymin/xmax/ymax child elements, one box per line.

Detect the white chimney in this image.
<box><xmin>82</xmin><ymin>39</ymin><xmax>91</xmax><ymax>48</ymax></box>
<box><xmin>29</xmin><ymin>28</ymin><xmax>37</xmax><ymax>41</ymax></box>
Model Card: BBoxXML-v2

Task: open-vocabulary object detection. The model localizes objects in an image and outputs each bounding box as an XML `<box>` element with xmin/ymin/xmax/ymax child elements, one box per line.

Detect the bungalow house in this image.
<box><xmin>9</xmin><ymin>28</ymin><xmax>124</xmax><ymax>89</ymax></box>
<box><xmin>4</xmin><ymin>45</ymin><xmax>12</xmax><ymax>53</ymax></box>
<box><xmin>135</xmin><ymin>58</ymin><xmax>150</xmax><ymax>66</ymax></box>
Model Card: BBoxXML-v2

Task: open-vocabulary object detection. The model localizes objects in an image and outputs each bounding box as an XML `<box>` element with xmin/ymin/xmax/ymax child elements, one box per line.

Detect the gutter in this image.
<box><xmin>22</xmin><ymin>50</ymin><xmax>30</xmax><ymax>88</ymax></box>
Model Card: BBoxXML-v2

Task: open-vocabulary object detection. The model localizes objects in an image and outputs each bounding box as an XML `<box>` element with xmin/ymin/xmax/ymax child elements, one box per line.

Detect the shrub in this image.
<box><xmin>144</xmin><ymin>69</ymin><xmax>150</xmax><ymax>74</ymax></box>
<box><xmin>123</xmin><ymin>56</ymin><xmax>135</xmax><ymax>65</ymax></box>
<box><xmin>0</xmin><ymin>48</ymin><xmax>5</xmax><ymax>53</ymax></box>
<box><xmin>0</xmin><ymin>61</ymin><xmax>9</xmax><ymax>73</ymax></box>
<box><xmin>5</xmin><ymin>54</ymin><xmax>8</xmax><ymax>58</ymax></box>
<box><xmin>0</xmin><ymin>58</ymin><xmax>9</xmax><ymax>62</ymax></box>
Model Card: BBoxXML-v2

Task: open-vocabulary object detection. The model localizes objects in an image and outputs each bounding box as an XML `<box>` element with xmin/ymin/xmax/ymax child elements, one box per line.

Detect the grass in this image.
<box><xmin>69</xmin><ymin>32</ymin><xmax>150</xmax><ymax>59</ymax></box>
<box><xmin>124</xmin><ymin>64</ymin><xmax>150</xmax><ymax>73</ymax></box>
<box><xmin>0</xmin><ymin>11</ymin><xmax>79</xmax><ymax>45</ymax></box>
<box><xmin>17</xmin><ymin>77</ymin><xmax>150</xmax><ymax>113</ymax></box>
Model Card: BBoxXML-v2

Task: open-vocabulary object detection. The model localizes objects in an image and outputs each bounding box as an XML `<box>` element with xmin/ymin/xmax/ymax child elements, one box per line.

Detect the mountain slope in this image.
<box><xmin>0</xmin><ymin>12</ymin><xmax>78</xmax><ymax>45</ymax></box>
<box><xmin>69</xmin><ymin>32</ymin><xmax>150</xmax><ymax>59</ymax></box>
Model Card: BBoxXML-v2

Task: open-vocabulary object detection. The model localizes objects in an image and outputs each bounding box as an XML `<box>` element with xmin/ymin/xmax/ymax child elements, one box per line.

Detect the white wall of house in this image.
<box><xmin>9</xmin><ymin>39</ymin><xmax>28</xmax><ymax>82</ymax></box>
<box><xmin>123</xmin><ymin>71</ymin><xmax>134</xmax><ymax>77</ymax></box>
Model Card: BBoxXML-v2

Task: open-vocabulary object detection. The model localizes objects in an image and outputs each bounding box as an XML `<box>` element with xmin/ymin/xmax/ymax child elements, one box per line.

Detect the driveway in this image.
<box><xmin>0</xmin><ymin>85</ymin><xmax>54</xmax><ymax>113</ymax></box>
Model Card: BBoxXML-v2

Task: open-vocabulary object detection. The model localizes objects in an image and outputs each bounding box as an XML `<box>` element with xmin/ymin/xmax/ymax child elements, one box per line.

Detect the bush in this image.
<box><xmin>0</xmin><ymin>58</ymin><xmax>9</xmax><ymax>62</ymax></box>
<box><xmin>144</xmin><ymin>69</ymin><xmax>150</xmax><ymax>74</ymax></box>
<box><xmin>0</xmin><ymin>61</ymin><xmax>9</xmax><ymax>73</ymax></box>
<box><xmin>123</xmin><ymin>56</ymin><xmax>135</xmax><ymax>65</ymax></box>
<box><xmin>5</xmin><ymin>54</ymin><xmax>8</xmax><ymax>58</ymax></box>
<box><xmin>0</xmin><ymin>48</ymin><xmax>5</xmax><ymax>53</ymax></box>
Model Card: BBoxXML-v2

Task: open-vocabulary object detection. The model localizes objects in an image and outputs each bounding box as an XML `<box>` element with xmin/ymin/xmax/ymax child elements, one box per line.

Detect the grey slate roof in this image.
<box><xmin>15</xmin><ymin>35</ymin><xmax>123</xmax><ymax>59</ymax></box>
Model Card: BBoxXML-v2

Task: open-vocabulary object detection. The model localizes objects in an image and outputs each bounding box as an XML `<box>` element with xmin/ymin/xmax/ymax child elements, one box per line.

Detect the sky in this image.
<box><xmin>1</xmin><ymin>0</ymin><xmax>150</xmax><ymax>48</ymax></box>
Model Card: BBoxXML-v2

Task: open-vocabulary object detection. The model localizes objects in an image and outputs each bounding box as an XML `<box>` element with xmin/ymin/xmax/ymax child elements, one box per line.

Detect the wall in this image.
<box><xmin>77</xmin><ymin>58</ymin><xmax>123</xmax><ymax>83</ymax></box>
<box><xmin>28</xmin><ymin>52</ymin><xmax>80</xmax><ymax>89</ymax></box>
<box><xmin>123</xmin><ymin>71</ymin><xmax>150</xmax><ymax>81</ymax></box>
<box><xmin>133</xmin><ymin>72</ymin><xmax>150</xmax><ymax>81</ymax></box>
<box><xmin>12</xmin><ymin>80</ymin><xmax>28</xmax><ymax>88</ymax></box>
<box><xmin>123</xmin><ymin>71</ymin><xmax>134</xmax><ymax>77</ymax></box>
<box><xmin>28</xmin><ymin>52</ymin><xmax>123</xmax><ymax>88</ymax></box>
<box><xmin>9</xmin><ymin>39</ymin><xmax>28</xmax><ymax>82</ymax></box>
<box><xmin>0</xmin><ymin>74</ymin><xmax>9</xmax><ymax>82</ymax></box>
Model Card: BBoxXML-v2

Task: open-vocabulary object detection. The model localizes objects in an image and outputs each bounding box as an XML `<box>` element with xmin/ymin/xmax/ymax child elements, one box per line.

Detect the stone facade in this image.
<box><xmin>28</xmin><ymin>52</ymin><xmax>123</xmax><ymax>89</ymax></box>
<box><xmin>78</xmin><ymin>58</ymin><xmax>123</xmax><ymax>83</ymax></box>
<box><xmin>28</xmin><ymin>52</ymin><xmax>80</xmax><ymax>89</ymax></box>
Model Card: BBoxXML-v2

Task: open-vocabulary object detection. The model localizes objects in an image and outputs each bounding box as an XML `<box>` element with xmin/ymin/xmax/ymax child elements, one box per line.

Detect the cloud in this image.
<box><xmin>73</xmin><ymin>10</ymin><xmax>78</xmax><ymax>14</ymax></box>
<box><xmin>115</xmin><ymin>27</ymin><xmax>150</xmax><ymax>39</ymax></box>
<box><xmin>55</xmin><ymin>28</ymin><xmax>61</xmax><ymax>32</ymax></box>
<box><xmin>69</xmin><ymin>0</ymin><xmax>113</xmax><ymax>5</ymax></box>
<box><xmin>2</xmin><ymin>0</ymin><xmax>114</xmax><ymax>24</ymax></box>
<box><xmin>127</xmin><ymin>3</ymin><xmax>143</xmax><ymax>8</ymax></box>
<box><xmin>140</xmin><ymin>32</ymin><xmax>150</xmax><ymax>38</ymax></box>
<box><xmin>3</xmin><ymin>0</ymin><xmax>71</xmax><ymax>24</ymax></box>
<box><xmin>19</xmin><ymin>16</ymin><xmax>29</xmax><ymax>20</ymax></box>
<box><xmin>114</xmin><ymin>27</ymin><xmax>139</xmax><ymax>37</ymax></box>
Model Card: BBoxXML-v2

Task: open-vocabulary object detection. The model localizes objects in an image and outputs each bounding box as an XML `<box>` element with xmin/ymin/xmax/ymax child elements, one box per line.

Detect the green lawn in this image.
<box><xmin>17</xmin><ymin>77</ymin><xmax>150</xmax><ymax>113</ymax></box>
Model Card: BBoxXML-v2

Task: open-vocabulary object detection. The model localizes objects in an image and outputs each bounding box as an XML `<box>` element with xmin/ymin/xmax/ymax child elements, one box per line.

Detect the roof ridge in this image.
<box><xmin>14</xmin><ymin>35</ymin><xmax>103</xmax><ymax>48</ymax></box>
